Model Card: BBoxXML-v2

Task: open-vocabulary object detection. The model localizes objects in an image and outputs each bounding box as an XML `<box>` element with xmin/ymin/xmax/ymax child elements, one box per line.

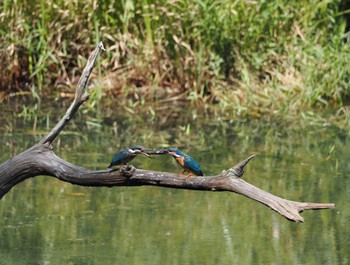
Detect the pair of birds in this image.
<box><xmin>107</xmin><ymin>146</ymin><xmax>203</xmax><ymax>179</ymax></box>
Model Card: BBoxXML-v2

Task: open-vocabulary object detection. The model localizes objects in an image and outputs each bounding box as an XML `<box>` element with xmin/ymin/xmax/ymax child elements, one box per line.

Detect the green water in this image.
<box><xmin>0</xmin><ymin>113</ymin><xmax>349</xmax><ymax>265</ymax></box>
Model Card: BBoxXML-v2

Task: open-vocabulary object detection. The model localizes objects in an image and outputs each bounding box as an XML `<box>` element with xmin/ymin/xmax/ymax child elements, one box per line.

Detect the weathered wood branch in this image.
<box><xmin>40</xmin><ymin>42</ymin><xmax>105</xmax><ymax>146</ymax></box>
<box><xmin>0</xmin><ymin>42</ymin><xmax>335</xmax><ymax>222</ymax></box>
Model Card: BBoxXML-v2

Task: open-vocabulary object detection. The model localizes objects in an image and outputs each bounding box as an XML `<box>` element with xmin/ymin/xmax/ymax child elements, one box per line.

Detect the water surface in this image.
<box><xmin>0</xmin><ymin>108</ymin><xmax>349</xmax><ymax>265</ymax></box>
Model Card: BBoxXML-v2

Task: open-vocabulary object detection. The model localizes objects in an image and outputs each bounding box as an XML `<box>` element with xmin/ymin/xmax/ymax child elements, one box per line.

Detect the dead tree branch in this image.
<box><xmin>40</xmin><ymin>42</ymin><xmax>105</xmax><ymax>146</ymax></box>
<box><xmin>0</xmin><ymin>42</ymin><xmax>334</xmax><ymax>222</ymax></box>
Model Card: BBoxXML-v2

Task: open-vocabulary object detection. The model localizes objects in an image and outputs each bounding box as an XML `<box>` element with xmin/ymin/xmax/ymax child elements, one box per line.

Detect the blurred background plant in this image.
<box><xmin>0</xmin><ymin>0</ymin><xmax>349</xmax><ymax>127</ymax></box>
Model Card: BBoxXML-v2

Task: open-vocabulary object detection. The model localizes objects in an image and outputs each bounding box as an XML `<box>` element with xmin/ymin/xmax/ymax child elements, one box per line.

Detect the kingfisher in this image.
<box><xmin>156</xmin><ymin>147</ymin><xmax>203</xmax><ymax>179</ymax></box>
<box><xmin>108</xmin><ymin>146</ymin><xmax>151</xmax><ymax>168</ymax></box>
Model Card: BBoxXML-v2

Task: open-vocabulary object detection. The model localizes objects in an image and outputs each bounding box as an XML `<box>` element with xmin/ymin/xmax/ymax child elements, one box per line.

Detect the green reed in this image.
<box><xmin>0</xmin><ymin>0</ymin><xmax>349</xmax><ymax>126</ymax></box>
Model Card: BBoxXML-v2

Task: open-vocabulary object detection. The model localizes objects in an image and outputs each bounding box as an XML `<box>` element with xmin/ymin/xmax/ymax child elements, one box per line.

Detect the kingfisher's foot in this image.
<box><xmin>183</xmin><ymin>173</ymin><xmax>192</xmax><ymax>180</ymax></box>
<box><xmin>177</xmin><ymin>171</ymin><xmax>184</xmax><ymax>177</ymax></box>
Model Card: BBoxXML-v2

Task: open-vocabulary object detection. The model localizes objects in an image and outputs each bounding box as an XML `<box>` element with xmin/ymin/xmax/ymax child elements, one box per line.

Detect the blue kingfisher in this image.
<box><xmin>156</xmin><ymin>147</ymin><xmax>203</xmax><ymax>179</ymax></box>
<box><xmin>108</xmin><ymin>146</ymin><xmax>151</xmax><ymax>167</ymax></box>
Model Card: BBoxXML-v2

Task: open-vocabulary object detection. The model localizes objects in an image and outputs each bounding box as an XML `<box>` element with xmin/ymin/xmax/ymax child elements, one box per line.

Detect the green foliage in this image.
<box><xmin>0</xmin><ymin>0</ymin><xmax>349</xmax><ymax>123</ymax></box>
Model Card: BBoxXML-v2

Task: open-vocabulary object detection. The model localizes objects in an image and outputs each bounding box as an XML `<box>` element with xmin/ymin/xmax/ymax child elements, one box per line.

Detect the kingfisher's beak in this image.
<box><xmin>138</xmin><ymin>151</ymin><xmax>151</xmax><ymax>158</ymax></box>
<box><xmin>139</xmin><ymin>151</ymin><xmax>151</xmax><ymax>158</ymax></box>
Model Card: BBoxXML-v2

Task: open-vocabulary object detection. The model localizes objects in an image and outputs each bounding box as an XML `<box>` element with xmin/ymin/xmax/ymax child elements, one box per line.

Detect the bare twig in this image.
<box><xmin>40</xmin><ymin>42</ymin><xmax>105</xmax><ymax>146</ymax></box>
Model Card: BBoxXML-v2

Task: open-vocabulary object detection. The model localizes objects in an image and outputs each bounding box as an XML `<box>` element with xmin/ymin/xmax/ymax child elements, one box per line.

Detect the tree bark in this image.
<box><xmin>0</xmin><ymin>42</ymin><xmax>335</xmax><ymax>222</ymax></box>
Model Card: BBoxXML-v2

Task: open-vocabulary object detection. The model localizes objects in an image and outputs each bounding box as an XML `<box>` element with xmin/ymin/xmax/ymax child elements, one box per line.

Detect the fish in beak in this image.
<box><xmin>154</xmin><ymin>149</ymin><xmax>169</xmax><ymax>155</ymax></box>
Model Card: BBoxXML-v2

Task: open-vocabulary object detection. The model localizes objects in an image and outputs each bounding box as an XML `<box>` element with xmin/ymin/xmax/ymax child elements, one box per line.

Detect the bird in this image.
<box><xmin>108</xmin><ymin>146</ymin><xmax>151</xmax><ymax>168</ymax></box>
<box><xmin>156</xmin><ymin>147</ymin><xmax>203</xmax><ymax>179</ymax></box>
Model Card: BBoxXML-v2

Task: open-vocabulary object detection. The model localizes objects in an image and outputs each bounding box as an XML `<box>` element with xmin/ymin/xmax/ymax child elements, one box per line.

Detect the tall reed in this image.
<box><xmin>0</xmin><ymin>0</ymin><xmax>349</xmax><ymax>123</ymax></box>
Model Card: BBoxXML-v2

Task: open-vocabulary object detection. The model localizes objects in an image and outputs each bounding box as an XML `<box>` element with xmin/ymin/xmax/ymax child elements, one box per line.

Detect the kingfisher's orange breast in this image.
<box><xmin>175</xmin><ymin>156</ymin><xmax>185</xmax><ymax>167</ymax></box>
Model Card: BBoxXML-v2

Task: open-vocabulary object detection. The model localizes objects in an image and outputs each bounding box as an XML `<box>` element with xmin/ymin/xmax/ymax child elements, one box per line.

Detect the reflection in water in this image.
<box><xmin>0</xmin><ymin>115</ymin><xmax>349</xmax><ymax>265</ymax></box>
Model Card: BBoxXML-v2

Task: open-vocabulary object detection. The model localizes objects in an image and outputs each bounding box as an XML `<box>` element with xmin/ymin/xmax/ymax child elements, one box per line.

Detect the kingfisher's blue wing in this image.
<box><xmin>183</xmin><ymin>155</ymin><xmax>203</xmax><ymax>176</ymax></box>
<box><xmin>108</xmin><ymin>150</ymin><xmax>129</xmax><ymax>167</ymax></box>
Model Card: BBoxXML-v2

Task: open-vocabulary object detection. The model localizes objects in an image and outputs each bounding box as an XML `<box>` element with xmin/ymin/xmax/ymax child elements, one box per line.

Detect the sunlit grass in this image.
<box><xmin>0</xmin><ymin>0</ymin><xmax>349</xmax><ymax>126</ymax></box>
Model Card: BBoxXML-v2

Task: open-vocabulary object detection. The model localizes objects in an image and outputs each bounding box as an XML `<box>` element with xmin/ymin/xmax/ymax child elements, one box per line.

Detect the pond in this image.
<box><xmin>0</xmin><ymin>103</ymin><xmax>349</xmax><ymax>265</ymax></box>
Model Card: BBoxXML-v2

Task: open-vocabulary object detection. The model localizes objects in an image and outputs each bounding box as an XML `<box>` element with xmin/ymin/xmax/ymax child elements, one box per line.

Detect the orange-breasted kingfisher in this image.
<box><xmin>156</xmin><ymin>147</ymin><xmax>203</xmax><ymax>179</ymax></box>
<box><xmin>108</xmin><ymin>146</ymin><xmax>151</xmax><ymax>168</ymax></box>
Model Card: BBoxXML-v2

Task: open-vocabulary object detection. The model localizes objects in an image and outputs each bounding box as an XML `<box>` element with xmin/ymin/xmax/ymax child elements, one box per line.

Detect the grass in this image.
<box><xmin>0</xmin><ymin>0</ymin><xmax>349</xmax><ymax>127</ymax></box>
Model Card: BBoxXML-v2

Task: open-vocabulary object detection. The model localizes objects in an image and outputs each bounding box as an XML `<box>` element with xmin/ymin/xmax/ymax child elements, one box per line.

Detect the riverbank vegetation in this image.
<box><xmin>0</xmin><ymin>0</ymin><xmax>349</xmax><ymax>127</ymax></box>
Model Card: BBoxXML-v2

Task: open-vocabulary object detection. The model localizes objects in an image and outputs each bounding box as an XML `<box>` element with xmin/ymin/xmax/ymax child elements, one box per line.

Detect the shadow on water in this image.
<box><xmin>0</xmin><ymin>101</ymin><xmax>349</xmax><ymax>265</ymax></box>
